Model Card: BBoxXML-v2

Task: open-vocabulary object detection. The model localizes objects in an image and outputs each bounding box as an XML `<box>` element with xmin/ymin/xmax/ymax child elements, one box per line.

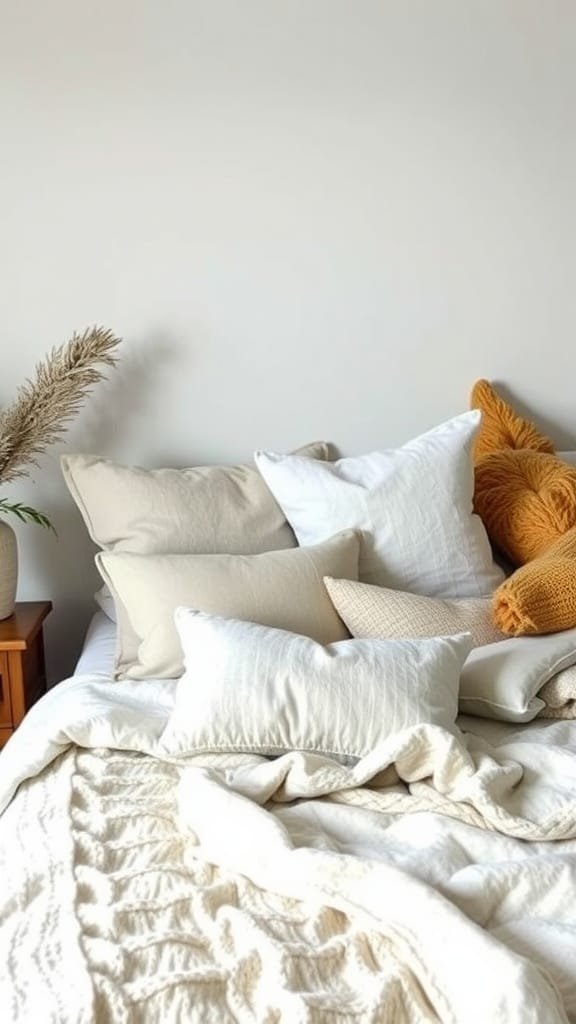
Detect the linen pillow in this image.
<box><xmin>62</xmin><ymin>440</ymin><xmax>330</xmax><ymax>556</ymax></box>
<box><xmin>96</xmin><ymin>530</ymin><xmax>360</xmax><ymax>679</ymax></box>
<box><xmin>255</xmin><ymin>411</ymin><xmax>503</xmax><ymax>598</ymax></box>
<box><xmin>324</xmin><ymin>576</ymin><xmax>504</xmax><ymax>647</ymax></box>
<box><xmin>323</xmin><ymin>576</ymin><xmax>576</xmax><ymax>722</ymax></box>
<box><xmin>160</xmin><ymin>609</ymin><xmax>473</xmax><ymax>762</ymax></box>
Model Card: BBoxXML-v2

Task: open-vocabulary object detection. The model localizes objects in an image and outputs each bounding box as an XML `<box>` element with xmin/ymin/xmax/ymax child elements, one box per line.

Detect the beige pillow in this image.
<box><xmin>324</xmin><ymin>577</ymin><xmax>504</xmax><ymax>647</ymax></box>
<box><xmin>63</xmin><ymin>441</ymin><xmax>329</xmax><ymax>665</ymax></box>
<box><xmin>97</xmin><ymin>531</ymin><xmax>360</xmax><ymax>679</ymax></box>
<box><xmin>62</xmin><ymin>441</ymin><xmax>329</xmax><ymax>555</ymax></box>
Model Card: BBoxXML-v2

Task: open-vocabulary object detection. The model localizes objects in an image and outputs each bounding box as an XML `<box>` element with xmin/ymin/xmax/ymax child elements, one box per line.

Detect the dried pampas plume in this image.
<box><xmin>0</xmin><ymin>325</ymin><xmax>121</xmax><ymax>527</ymax></box>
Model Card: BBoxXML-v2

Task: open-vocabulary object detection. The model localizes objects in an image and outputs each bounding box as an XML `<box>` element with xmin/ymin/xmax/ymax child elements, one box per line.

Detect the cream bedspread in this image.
<box><xmin>1</xmin><ymin>675</ymin><xmax>576</xmax><ymax>1022</ymax></box>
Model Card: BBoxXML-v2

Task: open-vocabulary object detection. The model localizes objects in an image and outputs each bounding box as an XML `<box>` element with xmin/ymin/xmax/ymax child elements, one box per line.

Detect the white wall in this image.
<box><xmin>1</xmin><ymin>0</ymin><xmax>575</xmax><ymax>681</ymax></box>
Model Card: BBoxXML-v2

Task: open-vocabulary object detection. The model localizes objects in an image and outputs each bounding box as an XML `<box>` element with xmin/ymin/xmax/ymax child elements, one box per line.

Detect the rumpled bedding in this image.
<box><xmin>1</xmin><ymin>675</ymin><xmax>576</xmax><ymax>1022</ymax></box>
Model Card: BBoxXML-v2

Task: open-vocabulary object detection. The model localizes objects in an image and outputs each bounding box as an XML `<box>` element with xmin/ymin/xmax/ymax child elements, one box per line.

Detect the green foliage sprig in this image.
<box><xmin>0</xmin><ymin>499</ymin><xmax>54</xmax><ymax>531</ymax></box>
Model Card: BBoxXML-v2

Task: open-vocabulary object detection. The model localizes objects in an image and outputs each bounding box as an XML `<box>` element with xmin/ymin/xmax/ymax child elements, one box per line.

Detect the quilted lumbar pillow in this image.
<box><xmin>160</xmin><ymin>609</ymin><xmax>473</xmax><ymax>761</ymax></box>
<box><xmin>255</xmin><ymin>411</ymin><xmax>503</xmax><ymax>598</ymax></box>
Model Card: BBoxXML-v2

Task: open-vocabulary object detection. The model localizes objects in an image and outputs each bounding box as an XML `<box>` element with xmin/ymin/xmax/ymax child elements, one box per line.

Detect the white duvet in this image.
<box><xmin>1</xmin><ymin>675</ymin><xmax>576</xmax><ymax>1023</ymax></box>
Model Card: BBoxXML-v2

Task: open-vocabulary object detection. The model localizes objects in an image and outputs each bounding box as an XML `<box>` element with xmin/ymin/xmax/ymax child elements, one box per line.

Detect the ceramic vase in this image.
<box><xmin>0</xmin><ymin>519</ymin><xmax>17</xmax><ymax>620</ymax></box>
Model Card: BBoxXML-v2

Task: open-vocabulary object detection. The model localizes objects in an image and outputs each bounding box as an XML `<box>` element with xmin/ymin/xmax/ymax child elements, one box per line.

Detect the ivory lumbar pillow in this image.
<box><xmin>255</xmin><ymin>412</ymin><xmax>503</xmax><ymax>598</ymax></box>
<box><xmin>160</xmin><ymin>609</ymin><xmax>473</xmax><ymax>762</ymax></box>
<box><xmin>97</xmin><ymin>530</ymin><xmax>360</xmax><ymax>679</ymax></box>
<box><xmin>324</xmin><ymin>577</ymin><xmax>504</xmax><ymax>647</ymax></box>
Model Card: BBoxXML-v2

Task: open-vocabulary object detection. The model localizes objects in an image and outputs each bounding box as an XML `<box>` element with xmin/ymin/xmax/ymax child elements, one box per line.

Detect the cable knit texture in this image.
<box><xmin>1</xmin><ymin>675</ymin><xmax>575</xmax><ymax>1023</ymax></box>
<box><xmin>470</xmin><ymin>379</ymin><xmax>576</xmax><ymax>566</ymax></box>
<box><xmin>470</xmin><ymin>378</ymin><xmax>555</xmax><ymax>464</ymax></box>
<box><xmin>0</xmin><ymin>745</ymin><xmax>438</xmax><ymax>1023</ymax></box>
<box><xmin>474</xmin><ymin>449</ymin><xmax>576</xmax><ymax>565</ymax></box>
<box><xmin>493</xmin><ymin>527</ymin><xmax>576</xmax><ymax>636</ymax></box>
<box><xmin>538</xmin><ymin>663</ymin><xmax>576</xmax><ymax>718</ymax></box>
<box><xmin>469</xmin><ymin>378</ymin><xmax>576</xmax><ymax>635</ymax></box>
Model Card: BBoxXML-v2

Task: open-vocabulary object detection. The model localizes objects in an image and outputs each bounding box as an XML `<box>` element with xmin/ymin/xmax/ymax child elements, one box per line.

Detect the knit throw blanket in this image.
<box><xmin>4</xmin><ymin>746</ymin><xmax>436</xmax><ymax>1023</ymax></box>
<box><xmin>2</xmin><ymin>676</ymin><xmax>576</xmax><ymax>1023</ymax></box>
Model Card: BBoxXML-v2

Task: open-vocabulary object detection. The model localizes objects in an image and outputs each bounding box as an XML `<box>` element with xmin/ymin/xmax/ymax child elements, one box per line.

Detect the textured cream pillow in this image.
<box><xmin>63</xmin><ymin>441</ymin><xmax>329</xmax><ymax>662</ymax></box>
<box><xmin>324</xmin><ymin>577</ymin><xmax>504</xmax><ymax>647</ymax></box>
<box><xmin>161</xmin><ymin>609</ymin><xmax>472</xmax><ymax>761</ymax></box>
<box><xmin>97</xmin><ymin>530</ymin><xmax>360</xmax><ymax>679</ymax></box>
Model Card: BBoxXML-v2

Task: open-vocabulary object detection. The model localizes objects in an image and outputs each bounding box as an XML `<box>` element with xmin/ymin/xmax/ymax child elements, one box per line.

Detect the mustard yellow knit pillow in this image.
<box><xmin>470</xmin><ymin>379</ymin><xmax>576</xmax><ymax>636</ymax></box>
<box><xmin>470</xmin><ymin>378</ymin><xmax>576</xmax><ymax>567</ymax></box>
<box><xmin>470</xmin><ymin>378</ymin><xmax>554</xmax><ymax>464</ymax></box>
<box><xmin>493</xmin><ymin>528</ymin><xmax>576</xmax><ymax>635</ymax></box>
<box><xmin>474</xmin><ymin>448</ymin><xmax>576</xmax><ymax>566</ymax></box>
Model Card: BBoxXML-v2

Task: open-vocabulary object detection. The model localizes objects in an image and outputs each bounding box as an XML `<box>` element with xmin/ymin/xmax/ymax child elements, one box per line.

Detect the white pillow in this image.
<box><xmin>255</xmin><ymin>411</ymin><xmax>503</xmax><ymax>598</ymax></box>
<box><xmin>97</xmin><ymin>530</ymin><xmax>360</xmax><ymax>679</ymax></box>
<box><xmin>160</xmin><ymin>609</ymin><xmax>473</xmax><ymax>762</ymax></box>
<box><xmin>459</xmin><ymin>629</ymin><xmax>576</xmax><ymax>722</ymax></box>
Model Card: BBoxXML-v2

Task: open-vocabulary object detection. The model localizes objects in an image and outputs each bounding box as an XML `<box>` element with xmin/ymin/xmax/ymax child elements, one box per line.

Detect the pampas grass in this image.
<box><xmin>0</xmin><ymin>325</ymin><xmax>121</xmax><ymax>527</ymax></box>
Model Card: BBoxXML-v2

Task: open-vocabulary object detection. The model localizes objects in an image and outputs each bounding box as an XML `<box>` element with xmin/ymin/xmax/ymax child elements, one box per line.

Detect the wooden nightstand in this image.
<box><xmin>0</xmin><ymin>601</ymin><xmax>52</xmax><ymax>747</ymax></box>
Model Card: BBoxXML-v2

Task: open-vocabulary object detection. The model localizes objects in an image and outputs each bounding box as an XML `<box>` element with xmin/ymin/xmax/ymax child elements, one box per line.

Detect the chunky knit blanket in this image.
<box><xmin>1</xmin><ymin>676</ymin><xmax>576</xmax><ymax>1022</ymax></box>
<box><xmin>539</xmin><ymin>664</ymin><xmax>576</xmax><ymax>718</ymax></box>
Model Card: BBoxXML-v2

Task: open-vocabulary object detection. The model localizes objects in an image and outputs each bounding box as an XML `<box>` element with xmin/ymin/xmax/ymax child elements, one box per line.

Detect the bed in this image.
<box><xmin>2</xmin><ymin>412</ymin><xmax>576</xmax><ymax>1022</ymax></box>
